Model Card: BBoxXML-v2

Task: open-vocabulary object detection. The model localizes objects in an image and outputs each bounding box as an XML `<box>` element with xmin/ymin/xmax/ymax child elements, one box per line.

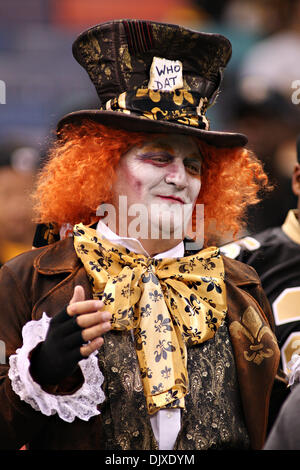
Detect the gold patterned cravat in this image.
<box><xmin>73</xmin><ymin>223</ymin><xmax>227</xmax><ymax>414</ymax></box>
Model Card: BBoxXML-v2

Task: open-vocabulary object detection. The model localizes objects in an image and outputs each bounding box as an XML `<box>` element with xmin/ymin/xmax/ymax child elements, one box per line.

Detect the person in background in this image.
<box><xmin>264</xmin><ymin>382</ymin><xmax>300</xmax><ymax>449</ymax></box>
<box><xmin>221</xmin><ymin>137</ymin><xmax>300</xmax><ymax>429</ymax></box>
<box><xmin>0</xmin><ymin>143</ymin><xmax>40</xmax><ymax>267</ymax></box>
<box><xmin>221</xmin><ymin>138</ymin><xmax>300</xmax><ymax>374</ymax></box>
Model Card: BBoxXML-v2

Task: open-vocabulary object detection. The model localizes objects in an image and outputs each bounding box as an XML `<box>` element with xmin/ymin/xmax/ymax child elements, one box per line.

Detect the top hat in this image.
<box><xmin>57</xmin><ymin>19</ymin><xmax>248</xmax><ymax>148</ymax></box>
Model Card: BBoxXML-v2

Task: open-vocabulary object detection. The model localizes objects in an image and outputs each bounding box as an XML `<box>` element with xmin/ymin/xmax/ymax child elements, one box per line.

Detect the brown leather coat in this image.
<box><xmin>0</xmin><ymin>238</ymin><xmax>280</xmax><ymax>450</ymax></box>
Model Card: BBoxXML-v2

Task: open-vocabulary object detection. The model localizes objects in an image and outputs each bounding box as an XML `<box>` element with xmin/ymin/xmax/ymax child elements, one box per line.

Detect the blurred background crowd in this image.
<box><xmin>1</xmin><ymin>0</ymin><xmax>300</xmax><ymax>263</ymax></box>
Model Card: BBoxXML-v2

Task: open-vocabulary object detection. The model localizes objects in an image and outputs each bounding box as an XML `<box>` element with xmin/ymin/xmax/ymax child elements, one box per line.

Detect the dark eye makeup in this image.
<box><xmin>137</xmin><ymin>151</ymin><xmax>201</xmax><ymax>174</ymax></box>
<box><xmin>138</xmin><ymin>152</ymin><xmax>171</xmax><ymax>162</ymax></box>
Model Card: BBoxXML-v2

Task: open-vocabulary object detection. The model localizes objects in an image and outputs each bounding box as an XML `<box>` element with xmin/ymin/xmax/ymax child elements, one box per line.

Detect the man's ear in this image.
<box><xmin>292</xmin><ymin>164</ymin><xmax>300</xmax><ymax>196</ymax></box>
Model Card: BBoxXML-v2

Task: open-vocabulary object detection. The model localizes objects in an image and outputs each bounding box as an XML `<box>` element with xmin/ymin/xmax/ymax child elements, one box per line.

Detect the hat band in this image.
<box><xmin>101</xmin><ymin>88</ymin><xmax>210</xmax><ymax>130</ymax></box>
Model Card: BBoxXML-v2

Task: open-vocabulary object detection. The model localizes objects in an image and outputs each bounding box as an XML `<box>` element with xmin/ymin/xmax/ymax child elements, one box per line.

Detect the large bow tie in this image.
<box><xmin>73</xmin><ymin>223</ymin><xmax>227</xmax><ymax>414</ymax></box>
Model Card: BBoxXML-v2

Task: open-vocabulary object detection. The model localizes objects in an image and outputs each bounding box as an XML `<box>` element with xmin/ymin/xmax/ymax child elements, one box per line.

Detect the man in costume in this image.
<box><xmin>0</xmin><ymin>20</ymin><xmax>280</xmax><ymax>450</ymax></box>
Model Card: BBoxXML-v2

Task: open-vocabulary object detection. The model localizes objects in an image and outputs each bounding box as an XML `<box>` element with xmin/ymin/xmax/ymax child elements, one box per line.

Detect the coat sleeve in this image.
<box><xmin>0</xmin><ymin>256</ymin><xmax>105</xmax><ymax>450</ymax></box>
<box><xmin>0</xmin><ymin>263</ymin><xmax>49</xmax><ymax>450</ymax></box>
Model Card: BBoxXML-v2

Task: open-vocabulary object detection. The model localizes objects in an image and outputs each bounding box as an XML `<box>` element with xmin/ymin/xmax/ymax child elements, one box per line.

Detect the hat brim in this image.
<box><xmin>57</xmin><ymin>109</ymin><xmax>248</xmax><ymax>148</ymax></box>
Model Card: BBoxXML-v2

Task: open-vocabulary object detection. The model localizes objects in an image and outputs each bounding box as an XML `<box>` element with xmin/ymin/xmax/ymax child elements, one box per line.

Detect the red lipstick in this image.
<box><xmin>157</xmin><ymin>195</ymin><xmax>184</xmax><ymax>204</ymax></box>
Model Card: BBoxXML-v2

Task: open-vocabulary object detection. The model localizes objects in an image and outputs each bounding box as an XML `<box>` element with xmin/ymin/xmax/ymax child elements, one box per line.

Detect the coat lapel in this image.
<box><xmin>223</xmin><ymin>256</ymin><xmax>280</xmax><ymax>449</ymax></box>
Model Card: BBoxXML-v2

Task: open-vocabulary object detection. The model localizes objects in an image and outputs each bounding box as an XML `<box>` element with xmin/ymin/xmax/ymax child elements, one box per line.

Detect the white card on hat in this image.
<box><xmin>148</xmin><ymin>57</ymin><xmax>183</xmax><ymax>92</ymax></box>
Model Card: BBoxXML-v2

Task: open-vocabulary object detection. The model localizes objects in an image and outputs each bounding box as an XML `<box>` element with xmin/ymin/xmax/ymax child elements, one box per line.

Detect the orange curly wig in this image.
<box><xmin>32</xmin><ymin>120</ymin><xmax>269</xmax><ymax>245</ymax></box>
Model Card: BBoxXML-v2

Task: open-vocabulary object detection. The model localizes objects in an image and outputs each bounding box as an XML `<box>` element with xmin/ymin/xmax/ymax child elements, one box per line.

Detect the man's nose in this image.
<box><xmin>164</xmin><ymin>160</ymin><xmax>188</xmax><ymax>188</ymax></box>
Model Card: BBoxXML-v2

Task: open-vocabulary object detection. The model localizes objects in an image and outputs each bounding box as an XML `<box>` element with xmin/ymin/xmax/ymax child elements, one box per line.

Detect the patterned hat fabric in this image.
<box><xmin>57</xmin><ymin>19</ymin><xmax>248</xmax><ymax>147</ymax></box>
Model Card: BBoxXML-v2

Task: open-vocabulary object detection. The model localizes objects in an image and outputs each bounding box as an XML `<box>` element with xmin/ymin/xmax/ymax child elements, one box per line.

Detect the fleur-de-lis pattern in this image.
<box><xmin>229</xmin><ymin>306</ymin><xmax>277</xmax><ymax>365</ymax></box>
<box><xmin>73</xmin><ymin>223</ymin><xmax>227</xmax><ymax>414</ymax></box>
<box><xmin>103</xmin><ymin>88</ymin><xmax>210</xmax><ymax>131</ymax></box>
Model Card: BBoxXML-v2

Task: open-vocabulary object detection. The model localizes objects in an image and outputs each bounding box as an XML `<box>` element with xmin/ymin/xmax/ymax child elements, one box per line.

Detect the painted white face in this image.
<box><xmin>111</xmin><ymin>133</ymin><xmax>202</xmax><ymax>240</ymax></box>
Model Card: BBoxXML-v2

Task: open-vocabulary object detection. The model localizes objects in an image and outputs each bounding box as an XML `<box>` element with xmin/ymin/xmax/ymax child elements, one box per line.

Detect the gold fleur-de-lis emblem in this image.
<box><xmin>43</xmin><ymin>222</ymin><xmax>59</xmax><ymax>244</ymax></box>
<box><xmin>229</xmin><ymin>306</ymin><xmax>277</xmax><ymax>365</ymax></box>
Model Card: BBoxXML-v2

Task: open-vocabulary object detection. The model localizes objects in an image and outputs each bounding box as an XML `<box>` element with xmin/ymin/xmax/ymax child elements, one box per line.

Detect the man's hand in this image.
<box><xmin>67</xmin><ymin>285</ymin><xmax>111</xmax><ymax>357</ymax></box>
<box><xmin>29</xmin><ymin>285</ymin><xmax>111</xmax><ymax>385</ymax></box>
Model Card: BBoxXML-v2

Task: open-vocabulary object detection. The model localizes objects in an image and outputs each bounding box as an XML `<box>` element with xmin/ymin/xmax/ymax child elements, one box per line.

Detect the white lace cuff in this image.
<box><xmin>8</xmin><ymin>312</ymin><xmax>105</xmax><ymax>422</ymax></box>
<box><xmin>287</xmin><ymin>353</ymin><xmax>300</xmax><ymax>387</ymax></box>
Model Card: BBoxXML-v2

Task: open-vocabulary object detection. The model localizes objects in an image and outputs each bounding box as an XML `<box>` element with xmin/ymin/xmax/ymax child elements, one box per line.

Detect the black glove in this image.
<box><xmin>29</xmin><ymin>306</ymin><xmax>84</xmax><ymax>385</ymax></box>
